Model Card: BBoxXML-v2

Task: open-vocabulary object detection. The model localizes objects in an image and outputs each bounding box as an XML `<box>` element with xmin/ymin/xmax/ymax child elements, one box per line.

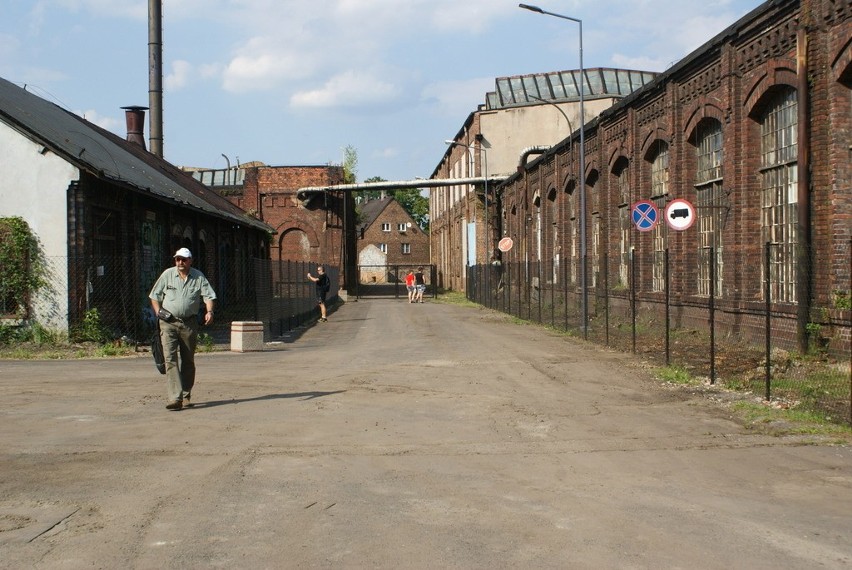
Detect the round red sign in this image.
<box><xmin>498</xmin><ymin>237</ymin><xmax>514</xmax><ymax>252</ymax></box>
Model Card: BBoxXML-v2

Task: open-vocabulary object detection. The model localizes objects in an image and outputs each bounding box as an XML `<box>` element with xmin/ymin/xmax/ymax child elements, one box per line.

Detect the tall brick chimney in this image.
<box><xmin>121</xmin><ymin>106</ymin><xmax>148</xmax><ymax>150</ymax></box>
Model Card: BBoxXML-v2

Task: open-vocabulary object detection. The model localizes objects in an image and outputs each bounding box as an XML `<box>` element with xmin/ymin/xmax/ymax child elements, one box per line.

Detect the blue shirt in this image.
<box><xmin>149</xmin><ymin>267</ymin><xmax>217</xmax><ymax>319</ymax></box>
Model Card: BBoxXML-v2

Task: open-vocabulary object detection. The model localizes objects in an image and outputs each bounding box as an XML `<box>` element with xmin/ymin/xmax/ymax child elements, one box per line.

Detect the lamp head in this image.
<box><xmin>519</xmin><ymin>4</ymin><xmax>543</xmax><ymax>13</ymax></box>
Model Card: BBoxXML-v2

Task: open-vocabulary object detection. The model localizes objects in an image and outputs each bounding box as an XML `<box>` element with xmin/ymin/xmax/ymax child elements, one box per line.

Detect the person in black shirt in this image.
<box><xmin>414</xmin><ymin>266</ymin><xmax>426</xmax><ymax>303</ymax></box>
<box><xmin>307</xmin><ymin>265</ymin><xmax>331</xmax><ymax>322</ymax></box>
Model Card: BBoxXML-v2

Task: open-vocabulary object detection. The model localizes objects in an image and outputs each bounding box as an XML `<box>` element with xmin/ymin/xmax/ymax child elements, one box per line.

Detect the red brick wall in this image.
<box><xmin>497</xmin><ymin>0</ymin><xmax>851</xmax><ymax>351</ymax></box>
<box><xmin>359</xmin><ymin>199</ymin><xmax>430</xmax><ymax>266</ymax></box>
<box><xmin>224</xmin><ymin>165</ymin><xmax>345</xmax><ymax>266</ymax></box>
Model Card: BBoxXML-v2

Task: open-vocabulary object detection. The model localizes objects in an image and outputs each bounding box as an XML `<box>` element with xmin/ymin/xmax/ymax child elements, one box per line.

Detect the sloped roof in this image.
<box><xmin>357</xmin><ymin>196</ymin><xmax>395</xmax><ymax>232</ymax></box>
<box><xmin>0</xmin><ymin>76</ymin><xmax>271</xmax><ymax>233</ymax></box>
<box><xmin>487</xmin><ymin>67</ymin><xmax>658</xmax><ymax>110</ymax></box>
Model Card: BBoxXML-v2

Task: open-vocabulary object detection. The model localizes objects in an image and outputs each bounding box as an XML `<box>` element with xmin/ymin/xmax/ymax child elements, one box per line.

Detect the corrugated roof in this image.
<box><xmin>0</xmin><ymin>76</ymin><xmax>271</xmax><ymax>233</ymax></box>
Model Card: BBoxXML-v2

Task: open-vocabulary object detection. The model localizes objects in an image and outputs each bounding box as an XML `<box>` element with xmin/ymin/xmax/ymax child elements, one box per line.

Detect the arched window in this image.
<box><xmin>532</xmin><ymin>193</ymin><xmax>542</xmax><ymax>262</ymax></box>
<box><xmin>547</xmin><ymin>188</ymin><xmax>558</xmax><ymax>283</ymax></box>
<box><xmin>613</xmin><ymin>158</ymin><xmax>630</xmax><ymax>288</ymax></box>
<box><xmin>649</xmin><ymin>143</ymin><xmax>669</xmax><ymax>292</ymax></box>
<box><xmin>587</xmin><ymin>170</ymin><xmax>600</xmax><ymax>288</ymax></box>
<box><xmin>760</xmin><ymin>88</ymin><xmax>797</xmax><ymax>302</ymax></box>
<box><xmin>566</xmin><ymin>179</ymin><xmax>577</xmax><ymax>285</ymax></box>
<box><xmin>694</xmin><ymin>119</ymin><xmax>724</xmax><ymax>297</ymax></box>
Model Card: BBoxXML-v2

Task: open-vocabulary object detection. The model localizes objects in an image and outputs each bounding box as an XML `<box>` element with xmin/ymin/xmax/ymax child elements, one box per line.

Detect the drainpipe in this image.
<box><xmin>796</xmin><ymin>26</ymin><xmax>811</xmax><ymax>353</ymax></box>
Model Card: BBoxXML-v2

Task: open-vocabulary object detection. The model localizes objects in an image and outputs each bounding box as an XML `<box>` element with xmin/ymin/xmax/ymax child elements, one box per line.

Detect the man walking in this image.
<box><xmin>149</xmin><ymin>247</ymin><xmax>216</xmax><ymax>411</ymax></box>
<box><xmin>414</xmin><ymin>266</ymin><xmax>426</xmax><ymax>303</ymax></box>
<box><xmin>307</xmin><ymin>265</ymin><xmax>330</xmax><ymax>322</ymax></box>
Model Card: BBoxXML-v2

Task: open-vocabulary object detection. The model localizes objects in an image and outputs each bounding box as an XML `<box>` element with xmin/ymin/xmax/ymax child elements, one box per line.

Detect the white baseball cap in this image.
<box><xmin>174</xmin><ymin>247</ymin><xmax>192</xmax><ymax>258</ymax></box>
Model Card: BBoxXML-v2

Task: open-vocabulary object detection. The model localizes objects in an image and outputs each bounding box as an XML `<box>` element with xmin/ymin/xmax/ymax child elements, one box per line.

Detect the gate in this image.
<box><xmin>355</xmin><ymin>264</ymin><xmax>436</xmax><ymax>300</ymax></box>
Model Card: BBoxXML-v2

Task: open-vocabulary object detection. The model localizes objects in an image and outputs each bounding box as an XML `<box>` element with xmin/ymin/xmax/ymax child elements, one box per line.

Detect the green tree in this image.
<box><xmin>390</xmin><ymin>188</ymin><xmax>429</xmax><ymax>232</ymax></box>
<box><xmin>342</xmin><ymin>145</ymin><xmax>358</xmax><ymax>184</ymax></box>
<box><xmin>357</xmin><ymin>176</ymin><xmax>386</xmax><ymax>203</ymax></box>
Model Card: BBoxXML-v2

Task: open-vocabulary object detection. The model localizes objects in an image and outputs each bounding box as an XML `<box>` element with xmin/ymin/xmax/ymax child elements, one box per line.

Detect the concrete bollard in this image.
<box><xmin>230</xmin><ymin>321</ymin><xmax>264</xmax><ymax>352</ymax></box>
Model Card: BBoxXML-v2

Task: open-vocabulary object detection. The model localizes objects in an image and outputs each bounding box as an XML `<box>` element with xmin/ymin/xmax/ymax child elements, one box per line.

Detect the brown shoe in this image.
<box><xmin>184</xmin><ymin>394</ymin><xmax>193</xmax><ymax>408</ymax></box>
<box><xmin>165</xmin><ymin>400</ymin><xmax>182</xmax><ymax>410</ymax></box>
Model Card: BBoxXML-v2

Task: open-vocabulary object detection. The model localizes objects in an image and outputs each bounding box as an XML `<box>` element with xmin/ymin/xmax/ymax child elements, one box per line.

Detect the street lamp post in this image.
<box><xmin>519</xmin><ymin>3</ymin><xmax>588</xmax><ymax>337</ymax></box>
<box><xmin>445</xmin><ymin>140</ymin><xmax>489</xmax><ymax>306</ymax></box>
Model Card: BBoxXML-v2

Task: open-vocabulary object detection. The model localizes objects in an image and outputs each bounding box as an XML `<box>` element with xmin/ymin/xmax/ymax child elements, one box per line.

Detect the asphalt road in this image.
<box><xmin>0</xmin><ymin>298</ymin><xmax>850</xmax><ymax>569</ymax></box>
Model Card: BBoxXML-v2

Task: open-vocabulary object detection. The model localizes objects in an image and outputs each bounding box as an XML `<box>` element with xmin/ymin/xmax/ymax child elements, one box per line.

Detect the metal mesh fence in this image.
<box><xmin>468</xmin><ymin>246</ymin><xmax>852</xmax><ymax>425</ymax></box>
<box><xmin>13</xmin><ymin>257</ymin><xmax>339</xmax><ymax>345</ymax></box>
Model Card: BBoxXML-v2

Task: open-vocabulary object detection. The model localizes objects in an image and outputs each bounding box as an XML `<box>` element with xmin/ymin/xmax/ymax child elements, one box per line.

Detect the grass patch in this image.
<box><xmin>434</xmin><ymin>291</ymin><xmax>480</xmax><ymax>308</ymax></box>
<box><xmin>197</xmin><ymin>333</ymin><xmax>216</xmax><ymax>353</ymax></box>
<box><xmin>656</xmin><ymin>365</ymin><xmax>694</xmax><ymax>385</ymax></box>
<box><xmin>0</xmin><ymin>339</ymin><xmax>137</xmax><ymax>360</ymax></box>
<box><xmin>730</xmin><ymin>400</ymin><xmax>852</xmax><ymax>439</ymax></box>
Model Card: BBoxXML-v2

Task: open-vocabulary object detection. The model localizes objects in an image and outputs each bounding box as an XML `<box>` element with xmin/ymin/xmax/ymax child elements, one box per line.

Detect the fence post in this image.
<box><xmin>583</xmin><ymin>253</ymin><xmax>589</xmax><ymax>341</ymax></box>
<box><xmin>765</xmin><ymin>241</ymin><xmax>772</xmax><ymax>401</ymax></box>
<box><xmin>563</xmin><ymin>259</ymin><xmax>569</xmax><ymax>332</ymax></box>
<box><xmin>537</xmin><ymin>261</ymin><xmax>542</xmax><ymax>325</ymax></box>
<box><xmin>710</xmin><ymin>246</ymin><xmax>716</xmax><ymax>385</ymax></box>
<box><xmin>665</xmin><ymin>248</ymin><xmax>670</xmax><ymax>365</ymax></box>
<box><xmin>631</xmin><ymin>248</ymin><xmax>637</xmax><ymax>354</ymax></box>
<box><xmin>550</xmin><ymin>259</ymin><xmax>558</xmax><ymax>328</ymax></box>
<box><xmin>604</xmin><ymin>253</ymin><xmax>609</xmax><ymax>346</ymax></box>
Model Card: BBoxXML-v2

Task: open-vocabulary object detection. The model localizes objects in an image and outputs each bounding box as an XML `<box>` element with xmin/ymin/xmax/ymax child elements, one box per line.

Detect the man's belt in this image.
<box><xmin>158</xmin><ymin>308</ymin><xmax>193</xmax><ymax>324</ymax></box>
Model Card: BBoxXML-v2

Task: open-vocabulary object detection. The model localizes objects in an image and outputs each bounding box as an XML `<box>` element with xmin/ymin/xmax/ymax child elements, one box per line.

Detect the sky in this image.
<box><xmin>1</xmin><ymin>0</ymin><xmax>761</xmax><ymax>183</ymax></box>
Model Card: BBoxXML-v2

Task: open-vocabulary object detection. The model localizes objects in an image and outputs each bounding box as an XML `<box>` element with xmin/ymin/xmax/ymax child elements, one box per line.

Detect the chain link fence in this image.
<box><xmin>468</xmin><ymin>246</ymin><xmax>852</xmax><ymax>425</ymax></box>
<box><xmin>6</xmin><ymin>257</ymin><xmax>339</xmax><ymax>345</ymax></box>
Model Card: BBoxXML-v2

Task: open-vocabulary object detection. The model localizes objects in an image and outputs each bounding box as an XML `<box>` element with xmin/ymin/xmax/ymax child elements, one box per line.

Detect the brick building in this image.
<box><xmin>431</xmin><ymin>67</ymin><xmax>657</xmax><ymax>291</ymax></box>
<box><xmin>190</xmin><ymin>163</ymin><xmax>357</xmax><ymax>288</ymax></box>
<box><xmin>0</xmin><ymin>79</ymin><xmax>272</xmax><ymax>336</ymax></box>
<box><xmin>357</xmin><ymin>196</ymin><xmax>429</xmax><ymax>282</ymax></box>
<box><xmin>496</xmin><ymin>0</ymin><xmax>851</xmax><ymax>351</ymax></box>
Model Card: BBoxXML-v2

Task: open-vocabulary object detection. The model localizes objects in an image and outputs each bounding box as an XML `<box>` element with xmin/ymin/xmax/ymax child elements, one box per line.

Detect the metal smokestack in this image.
<box><xmin>121</xmin><ymin>106</ymin><xmax>148</xmax><ymax>149</ymax></box>
<box><xmin>148</xmin><ymin>0</ymin><xmax>163</xmax><ymax>157</ymax></box>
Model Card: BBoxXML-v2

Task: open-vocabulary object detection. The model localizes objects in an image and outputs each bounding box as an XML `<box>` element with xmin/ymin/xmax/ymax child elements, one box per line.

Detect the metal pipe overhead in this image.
<box><xmin>295</xmin><ymin>176</ymin><xmax>506</xmax><ymax>202</ymax></box>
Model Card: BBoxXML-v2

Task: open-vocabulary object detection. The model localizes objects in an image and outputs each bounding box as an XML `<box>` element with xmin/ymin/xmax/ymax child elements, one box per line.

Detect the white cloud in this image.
<box><xmin>430</xmin><ymin>0</ymin><xmax>515</xmax><ymax>33</ymax></box>
<box><xmin>53</xmin><ymin>0</ymin><xmax>146</xmax><ymax>19</ymax></box>
<box><xmin>198</xmin><ymin>63</ymin><xmax>221</xmax><ymax>80</ymax></box>
<box><xmin>588</xmin><ymin>1</ymin><xmax>753</xmax><ymax>71</ymax></box>
<box><xmin>222</xmin><ymin>35</ymin><xmax>319</xmax><ymax>93</ymax></box>
<box><xmin>611</xmin><ymin>53</ymin><xmax>669</xmax><ymax>73</ymax></box>
<box><xmin>77</xmin><ymin>108</ymin><xmax>121</xmax><ymax>132</ymax></box>
<box><xmin>165</xmin><ymin>60</ymin><xmax>193</xmax><ymax>91</ymax></box>
<box><xmin>214</xmin><ymin>0</ymin><xmax>516</xmax><ymax>96</ymax></box>
<box><xmin>290</xmin><ymin>70</ymin><xmax>399</xmax><ymax>109</ymax></box>
<box><xmin>420</xmin><ymin>77</ymin><xmax>493</xmax><ymax>117</ymax></box>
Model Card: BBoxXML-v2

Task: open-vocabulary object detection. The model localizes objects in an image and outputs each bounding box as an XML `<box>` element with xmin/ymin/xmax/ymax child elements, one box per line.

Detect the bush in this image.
<box><xmin>0</xmin><ymin>217</ymin><xmax>47</xmax><ymax>317</ymax></box>
<box><xmin>71</xmin><ymin>309</ymin><xmax>112</xmax><ymax>344</ymax></box>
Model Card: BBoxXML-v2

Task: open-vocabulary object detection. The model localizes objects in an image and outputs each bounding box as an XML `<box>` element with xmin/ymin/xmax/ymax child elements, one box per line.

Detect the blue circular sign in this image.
<box><xmin>631</xmin><ymin>200</ymin><xmax>659</xmax><ymax>232</ymax></box>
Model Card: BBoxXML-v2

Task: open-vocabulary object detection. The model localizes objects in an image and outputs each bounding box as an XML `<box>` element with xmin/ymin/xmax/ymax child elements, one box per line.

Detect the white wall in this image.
<box><xmin>481</xmin><ymin>97</ymin><xmax>617</xmax><ymax>177</ymax></box>
<box><xmin>0</xmin><ymin>120</ymin><xmax>79</xmax><ymax>329</ymax></box>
